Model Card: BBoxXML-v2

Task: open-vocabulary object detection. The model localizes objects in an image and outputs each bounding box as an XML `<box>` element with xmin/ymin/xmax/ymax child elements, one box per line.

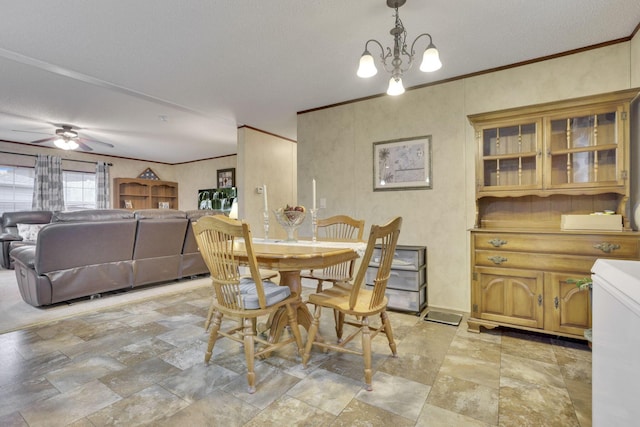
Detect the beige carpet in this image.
<box><xmin>0</xmin><ymin>269</ymin><xmax>211</xmax><ymax>334</ymax></box>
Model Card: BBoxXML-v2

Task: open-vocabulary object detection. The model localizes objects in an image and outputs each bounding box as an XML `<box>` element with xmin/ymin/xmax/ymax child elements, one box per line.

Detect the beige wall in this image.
<box><xmin>173</xmin><ymin>155</ymin><xmax>236</xmax><ymax>210</ymax></box>
<box><xmin>298</xmin><ymin>40</ymin><xmax>640</xmax><ymax>313</ymax></box>
<box><xmin>237</xmin><ymin>127</ymin><xmax>297</xmax><ymax>240</ymax></box>
<box><xmin>633</xmin><ymin>29</ymin><xmax>640</xmax><ymax>88</ymax></box>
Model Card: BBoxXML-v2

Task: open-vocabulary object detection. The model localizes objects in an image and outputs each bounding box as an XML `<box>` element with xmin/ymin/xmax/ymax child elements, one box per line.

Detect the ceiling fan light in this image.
<box><xmin>420</xmin><ymin>44</ymin><xmax>442</xmax><ymax>72</ymax></box>
<box><xmin>387</xmin><ymin>76</ymin><xmax>405</xmax><ymax>96</ymax></box>
<box><xmin>357</xmin><ymin>51</ymin><xmax>378</xmax><ymax>78</ymax></box>
<box><xmin>53</xmin><ymin>137</ymin><xmax>78</xmax><ymax>150</ymax></box>
<box><xmin>54</xmin><ymin>138</ymin><xmax>69</xmax><ymax>150</ymax></box>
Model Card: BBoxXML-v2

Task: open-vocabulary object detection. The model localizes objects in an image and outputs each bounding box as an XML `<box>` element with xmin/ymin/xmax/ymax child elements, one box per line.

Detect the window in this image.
<box><xmin>0</xmin><ymin>166</ymin><xmax>35</xmax><ymax>214</ymax></box>
<box><xmin>0</xmin><ymin>165</ymin><xmax>97</xmax><ymax>215</ymax></box>
<box><xmin>63</xmin><ymin>171</ymin><xmax>96</xmax><ymax>210</ymax></box>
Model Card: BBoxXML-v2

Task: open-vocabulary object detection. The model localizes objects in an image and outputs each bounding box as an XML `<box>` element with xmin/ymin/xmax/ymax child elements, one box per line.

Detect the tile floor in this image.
<box><xmin>0</xmin><ymin>283</ymin><xmax>591</xmax><ymax>426</ymax></box>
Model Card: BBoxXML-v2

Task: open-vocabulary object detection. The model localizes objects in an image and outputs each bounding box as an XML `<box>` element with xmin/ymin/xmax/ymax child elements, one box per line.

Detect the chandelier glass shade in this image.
<box><xmin>356</xmin><ymin>0</ymin><xmax>442</xmax><ymax>96</ymax></box>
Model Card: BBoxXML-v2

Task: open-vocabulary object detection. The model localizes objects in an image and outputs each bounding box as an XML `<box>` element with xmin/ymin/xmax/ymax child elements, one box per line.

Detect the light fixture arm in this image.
<box><xmin>362</xmin><ymin>39</ymin><xmax>394</xmax><ymax>74</ymax></box>
<box><xmin>410</xmin><ymin>33</ymin><xmax>435</xmax><ymax>61</ymax></box>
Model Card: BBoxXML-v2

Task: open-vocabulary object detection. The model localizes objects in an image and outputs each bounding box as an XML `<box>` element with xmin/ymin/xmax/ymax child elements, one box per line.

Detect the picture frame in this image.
<box><xmin>373</xmin><ymin>135</ymin><xmax>432</xmax><ymax>191</ymax></box>
<box><xmin>158</xmin><ymin>201</ymin><xmax>170</xmax><ymax>209</ymax></box>
<box><xmin>217</xmin><ymin>168</ymin><xmax>235</xmax><ymax>188</ymax></box>
<box><xmin>124</xmin><ymin>200</ymin><xmax>133</xmax><ymax>209</ymax></box>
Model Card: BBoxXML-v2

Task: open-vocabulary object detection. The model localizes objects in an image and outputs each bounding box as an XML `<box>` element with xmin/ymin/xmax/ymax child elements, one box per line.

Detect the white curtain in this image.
<box><xmin>32</xmin><ymin>154</ymin><xmax>65</xmax><ymax>211</ymax></box>
<box><xmin>95</xmin><ymin>161</ymin><xmax>110</xmax><ymax>209</ymax></box>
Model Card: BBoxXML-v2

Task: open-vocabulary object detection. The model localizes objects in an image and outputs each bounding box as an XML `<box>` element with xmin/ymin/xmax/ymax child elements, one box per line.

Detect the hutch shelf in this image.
<box><xmin>467</xmin><ymin>89</ymin><xmax>640</xmax><ymax>340</ymax></box>
<box><xmin>113</xmin><ymin>177</ymin><xmax>178</xmax><ymax>210</ymax></box>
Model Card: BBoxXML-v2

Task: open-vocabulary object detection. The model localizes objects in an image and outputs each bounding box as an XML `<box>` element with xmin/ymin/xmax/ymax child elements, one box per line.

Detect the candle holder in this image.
<box><xmin>262</xmin><ymin>210</ymin><xmax>270</xmax><ymax>240</ymax></box>
<box><xmin>310</xmin><ymin>208</ymin><xmax>318</xmax><ymax>242</ymax></box>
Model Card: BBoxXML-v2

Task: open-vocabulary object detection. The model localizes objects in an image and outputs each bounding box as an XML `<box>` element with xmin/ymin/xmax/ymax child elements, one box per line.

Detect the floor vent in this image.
<box><xmin>423</xmin><ymin>311</ymin><xmax>462</xmax><ymax>326</ymax></box>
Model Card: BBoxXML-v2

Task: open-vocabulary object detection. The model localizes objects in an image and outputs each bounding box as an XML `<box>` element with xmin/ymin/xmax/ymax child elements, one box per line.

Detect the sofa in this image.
<box><xmin>10</xmin><ymin>208</ymin><xmax>220</xmax><ymax>307</ymax></box>
<box><xmin>0</xmin><ymin>210</ymin><xmax>53</xmax><ymax>269</ymax></box>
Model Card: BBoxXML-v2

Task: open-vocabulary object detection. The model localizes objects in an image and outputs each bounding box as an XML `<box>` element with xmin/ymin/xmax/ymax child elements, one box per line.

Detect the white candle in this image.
<box><xmin>263</xmin><ymin>184</ymin><xmax>268</xmax><ymax>211</ymax></box>
<box><xmin>312</xmin><ymin>179</ymin><xmax>316</xmax><ymax>210</ymax></box>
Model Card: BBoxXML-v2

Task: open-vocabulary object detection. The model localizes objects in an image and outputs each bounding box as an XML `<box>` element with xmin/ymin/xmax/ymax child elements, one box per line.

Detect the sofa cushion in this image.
<box><xmin>52</xmin><ymin>209</ymin><xmax>134</xmax><ymax>222</ymax></box>
<box><xmin>2</xmin><ymin>210</ymin><xmax>53</xmax><ymax>233</ymax></box>
<box><xmin>16</xmin><ymin>223</ymin><xmax>46</xmax><ymax>243</ymax></box>
<box><xmin>134</xmin><ymin>209</ymin><xmax>186</xmax><ymax>220</ymax></box>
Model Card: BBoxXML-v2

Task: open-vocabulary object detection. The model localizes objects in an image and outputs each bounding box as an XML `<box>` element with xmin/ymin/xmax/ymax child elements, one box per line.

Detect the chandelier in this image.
<box><xmin>356</xmin><ymin>0</ymin><xmax>442</xmax><ymax>96</ymax></box>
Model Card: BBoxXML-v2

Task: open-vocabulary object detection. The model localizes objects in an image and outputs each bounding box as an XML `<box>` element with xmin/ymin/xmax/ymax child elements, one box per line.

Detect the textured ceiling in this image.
<box><xmin>0</xmin><ymin>0</ymin><xmax>639</xmax><ymax>163</ymax></box>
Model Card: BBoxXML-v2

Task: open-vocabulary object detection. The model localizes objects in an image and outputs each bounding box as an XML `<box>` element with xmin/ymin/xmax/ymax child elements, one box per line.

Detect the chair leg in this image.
<box><xmin>361</xmin><ymin>316</ymin><xmax>373</xmax><ymax>391</ymax></box>
<box><xmin>302</xmin><ymin>304</ymin><xmax>322</xmax><ymax>367</ymax></box>
<box><xmin>334</xmin><ymin>310</ymin><xmax>344</xmax><ymax>342</ymax></box>
<box><xmin>285</xmin><ymin>303</ymin><xmax>304</xmax><ymax>357</ymax></box>
<box><xmin>204</xmin><ymin>295</ymin><xmax>215</xmax><ymax>331</ymax></box>
<box><xmin>243</xmin><ymin>317</ymin><xmax>257</xmax><ymax>394</ymax></box>
<box><xmin>381</xmin><ymin>310</ymin><xmax>397</xmax><ymax>357</ymax></box>
<box><xmin>205</xmin><ymin>311</ymin><xmax>223</xmax><ymax>364</ymax></box>
<box><xmin>315</xmin><ymin>279</ymin><xmax>324</xmax><ymax>293</ymax></box>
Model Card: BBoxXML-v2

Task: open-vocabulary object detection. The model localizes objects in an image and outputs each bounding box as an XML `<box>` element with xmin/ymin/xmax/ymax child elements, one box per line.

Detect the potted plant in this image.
<box><xmin>567</xmin><ymin>277</ymin><xmax>593</xmax><ymax>347</ymax></box>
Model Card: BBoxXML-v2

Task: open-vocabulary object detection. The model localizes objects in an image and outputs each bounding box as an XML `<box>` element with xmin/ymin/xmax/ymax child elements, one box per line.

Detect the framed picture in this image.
<box><xmin>124</xmin><ymin>200</ymin><xmax>133</xmax><ymax>209</ymax></box>
<box><xmin>373</xmin><ymin>135</ymin><xmax>432</xmax><ymax>191</ymax></box>
<box><xmin>158</xmin><ymin>202</ymin><xmax>170</xmax><ymax>209</ymax></box>
<box><xmin>217</xmin><ymin>168</ymin><xmax>235</xmax><ymax>188</ymax></box>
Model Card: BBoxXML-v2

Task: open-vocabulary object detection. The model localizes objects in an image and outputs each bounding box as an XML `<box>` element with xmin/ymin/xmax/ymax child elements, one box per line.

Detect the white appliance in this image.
<box><xmin>591</xmin><ymin>259</ymin><xmax>640</xmax><ymax>426</ymax></box>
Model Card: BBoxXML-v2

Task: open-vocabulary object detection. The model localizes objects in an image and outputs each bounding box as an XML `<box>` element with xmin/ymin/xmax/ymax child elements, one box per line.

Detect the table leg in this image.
<box><xmin>266</xmin><ymin>270</ymin><xmax>314</xmax><ymax>344</ymax></box>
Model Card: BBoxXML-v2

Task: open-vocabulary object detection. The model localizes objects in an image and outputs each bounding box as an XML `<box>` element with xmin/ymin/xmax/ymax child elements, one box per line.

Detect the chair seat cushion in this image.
<box><xmin>239</xmin><ymin>277</ymin><xmax>291</xmax><ymax>309</ymax></box>
<box><xmin>308</xmin><ymin>288</ymin><xmax>388</xmax><ymax>315</ymax></box>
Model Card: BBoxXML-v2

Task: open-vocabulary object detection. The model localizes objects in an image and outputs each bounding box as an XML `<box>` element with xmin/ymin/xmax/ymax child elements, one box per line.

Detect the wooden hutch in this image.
<box><xmin>467</xmin><ymin>89</ymin><xmax>640</xmax><ymax>340</ymax></box>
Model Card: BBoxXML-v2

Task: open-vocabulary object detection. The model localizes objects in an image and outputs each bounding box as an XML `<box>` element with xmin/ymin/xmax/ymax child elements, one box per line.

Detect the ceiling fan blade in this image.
<box><xmin>31</xmin><ymin>137</ymin><xmax>56</xmax><ymax>144</ymax></box>
<box><xmin>78</xmin><ymin>137</ymin><xmax>114</xmax><ymax>148</ymax></box>
<box><xmin>76</xmin><ymin>141</ymin><xmax>94</xmax><ymax>152</ymax></box>
<box><xmin>11</xmin><ymin>129</ymin><xmax>51</xmax><ymax>135</ymax></box>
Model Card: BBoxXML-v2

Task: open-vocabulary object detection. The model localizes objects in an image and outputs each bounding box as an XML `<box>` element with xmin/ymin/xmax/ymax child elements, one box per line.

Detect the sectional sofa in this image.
<box><xmin>9</xmin><ymin>208</ymin><xmax>217</xmax><ymax>307</ymax></box>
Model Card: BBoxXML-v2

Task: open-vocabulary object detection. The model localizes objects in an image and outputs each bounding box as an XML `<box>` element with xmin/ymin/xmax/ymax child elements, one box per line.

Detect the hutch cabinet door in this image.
<box><xmin>476</xmin><ymin>120</ymin><xmax>543</xmax><ymax>194</ymax></box>
<box><xmin>473</xmin><ymin>266</ymin><xmax>544</xmax><ymax>329</ymax></box>
<box><xmin>544</xmin><ymin>105</ymin><xmax>627</xmax><ymax>190</ymax></box>
<box><xmin>544</xmin><ymin>272</ymin><xmax>591</xmax><ymax>336</ymax></box>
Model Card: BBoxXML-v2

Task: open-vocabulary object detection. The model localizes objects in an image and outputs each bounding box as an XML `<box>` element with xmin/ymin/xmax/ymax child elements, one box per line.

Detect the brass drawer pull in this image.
<box><xmin>488</xmin><ymin>238</ymin><xmax>507</xmax><ymax>247</ymax></box>
<box><xmin>488</xmin><ymin>256</ymin><xmax>507</xmax><ymax>265</ymax></box>
<box><xmin>593</xmin><ymin>242</ymin><xmax>621</xmax><ymax>254</ymax></box>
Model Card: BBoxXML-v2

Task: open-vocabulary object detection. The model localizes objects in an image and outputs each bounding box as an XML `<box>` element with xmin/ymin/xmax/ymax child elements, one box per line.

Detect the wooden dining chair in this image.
<box><xmin>302</xmin><ymin>216</ymin><xmax>402</xmax><ymax>391</ymax></box>
<box><xmin>192</xmin><ymin>215</ymin><xmax>304</xmax><ymax>394</ymax></box>
<box><xmin>301</xmin><ymin>215</ymin><xmax>365</xmax><ymax>293</ymax></box>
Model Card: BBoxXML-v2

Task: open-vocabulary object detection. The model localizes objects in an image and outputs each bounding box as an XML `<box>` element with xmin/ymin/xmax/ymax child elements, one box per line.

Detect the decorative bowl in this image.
<box><xmin>274</xmin><ymin>208</ymin><xmax>306</xmax><ymax>241</ymax></box>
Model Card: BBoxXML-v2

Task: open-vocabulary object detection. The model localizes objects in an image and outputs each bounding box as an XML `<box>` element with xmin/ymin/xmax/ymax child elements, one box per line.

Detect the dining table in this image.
<box><xmin>232</xmin><ymin>238</ymin><xmax>365</xmax><ymax>344</ymax></box>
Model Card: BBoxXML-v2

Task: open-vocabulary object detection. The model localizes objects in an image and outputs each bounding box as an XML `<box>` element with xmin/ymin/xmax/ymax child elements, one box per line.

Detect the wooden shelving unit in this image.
<box><xmin>113</xmin><ymin>178</ymin><xmax>178</xmax><ymax>210</ymax></box>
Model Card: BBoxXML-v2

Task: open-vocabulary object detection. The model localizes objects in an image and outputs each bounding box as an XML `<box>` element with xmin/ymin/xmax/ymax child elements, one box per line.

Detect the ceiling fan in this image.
<box><xmin>26</xmin><ymin>125</ymin><xmax>114</xmax><ymax>151</ymax></box>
